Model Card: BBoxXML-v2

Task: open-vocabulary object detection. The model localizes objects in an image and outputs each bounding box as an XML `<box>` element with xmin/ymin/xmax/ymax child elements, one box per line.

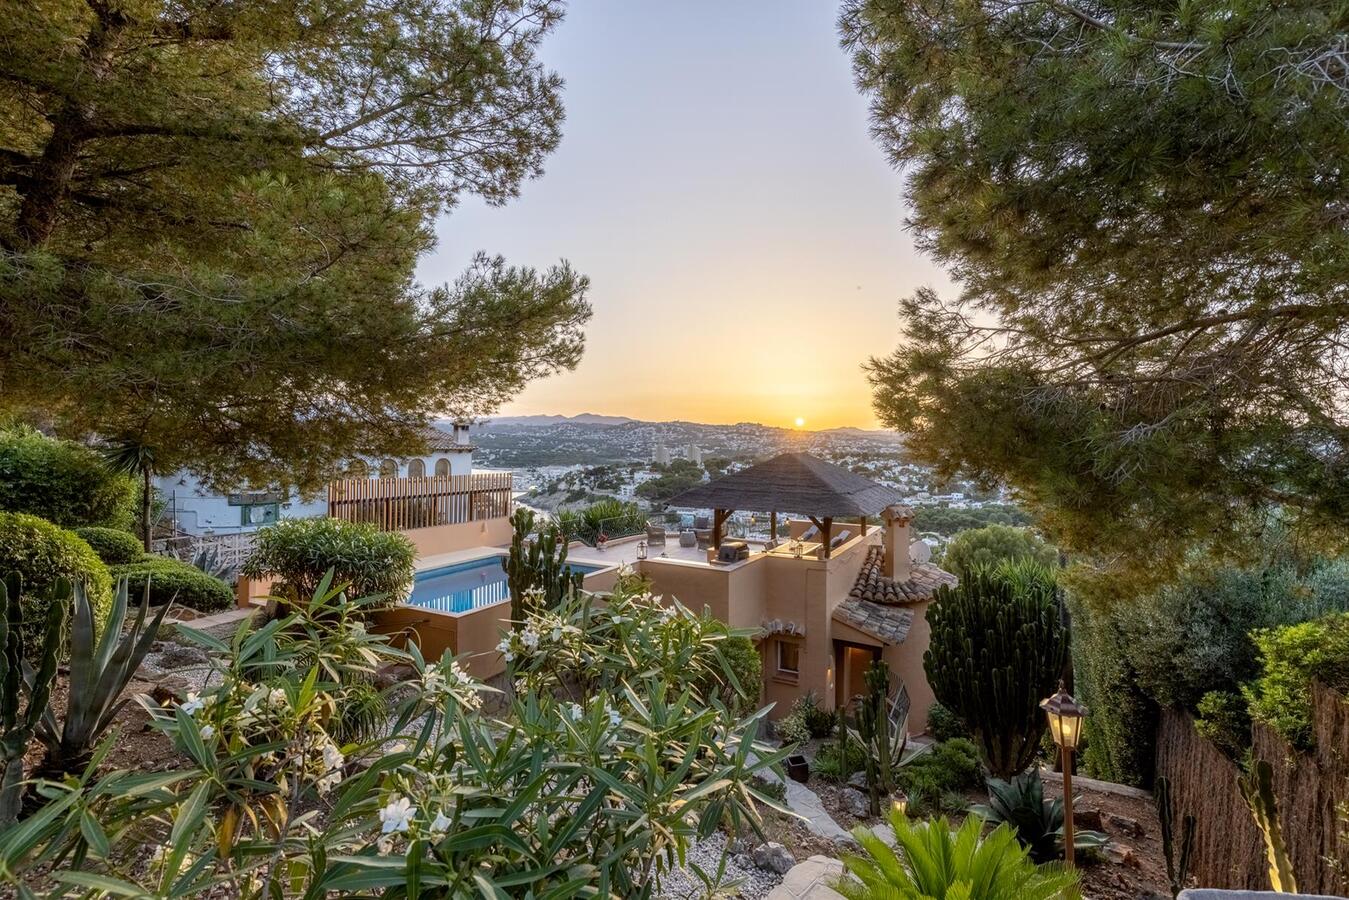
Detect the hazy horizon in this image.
<box><xmin>417</xmin><ymin>1</ymin><xmax>953</xmax><ymax>431</ymax></box>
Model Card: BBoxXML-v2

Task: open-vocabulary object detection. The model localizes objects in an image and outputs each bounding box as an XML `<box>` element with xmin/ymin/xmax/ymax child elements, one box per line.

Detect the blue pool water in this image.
<box><xmin>407</xmin><ymin>556</ymin><xmax>606</xmax><ymax>614</ymax></box>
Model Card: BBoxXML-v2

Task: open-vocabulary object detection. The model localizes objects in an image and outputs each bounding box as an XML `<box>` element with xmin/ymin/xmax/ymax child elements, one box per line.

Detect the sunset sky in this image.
<box><xmin>420</xmin><ymin>1</ymin><xmax>954</xmax><ymax>430</ymax></box>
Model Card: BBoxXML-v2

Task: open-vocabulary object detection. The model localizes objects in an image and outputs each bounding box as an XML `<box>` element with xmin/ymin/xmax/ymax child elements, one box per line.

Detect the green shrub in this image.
<box><xmin>940</xmin><ymin>524</ymin><xmax>1056</xmax><ymax>578</ymax></box>
<box><xmin>241</xmin><ymin>517</ymin><xmax>416</xmax><ymax>603</ymax></box>
<box><xmin>775</xmin><ymin>711</ymin><xmax>811</xmax><ymax>746</ymax></box>
<box><xmin>73</xmin><ymin>526</ymin><xmax>143</xmax><ymax>565</ymax></box>
<box><xmin>925</xmin><ymin>701</ymin><xmax>968</xmax><ymax>742</ymax></box>
<box><xmin>713</xmin><ymin>634</ymin><xmax>762</xmax><ymax>715</ymax></box>
<box><xmin>1194</xmin><ymin>690</ymin><xmax>1252</xmax><ymax>759</ymax></box>
<box><xmin>0</xmin><ymin>427</ymin><xmax>136</xmax><ymax>529</ymax></box>
<box><xmin>0</xmin><ymin>511</ymin><xmax>112</xmax><ymax>653</ymax></box>
<box><xmin>896</xmin><ymin>738</ymin><xmax>984</xmax><ymax>814</ymax></box>
<box><xmin>1245</xmin><ymin>612</ymin><xmax>1349</xmax><ymax>749</ymax></box>
<box><xmin>792</xmin><ymin>690</ymin><xmax>836</xmax><ymax>739</ymax></box>
<box><xmin>813</xmin><ymin>735</ymin><xmax>869</xmax><ymax>783</ymax></box>
<box><xmin>112</xmin><ymin>557</ymin><xmax>233</xmax><ymax>612</ymax></box>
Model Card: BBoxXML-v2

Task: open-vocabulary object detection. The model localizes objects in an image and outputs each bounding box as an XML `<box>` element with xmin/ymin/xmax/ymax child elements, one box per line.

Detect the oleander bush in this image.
<box><xmin>0</xmin><ymin>511</ymin><xmax>111</xmax><ymax>652</ymax></box>
<box><xmin>73</xmin><ymin>526</ymin><xmax>143</xmax><ymax>566</ymax></box>
<box><xmin>0</xmin><ymin>574</ymin><xmax>782</xmax><ymax>897</ymax></box>
<box><xmin>0</xmin><ymin>426</ymin><xmax>137</xmax><ymax>529</ymax></box>
<box><xmin>111</xmin><ymin>556</ymin><xmax>234</xmax><ymax>612</ymax></box>
<box><xmin>241</xmin><ymin>517</ymin><xmax>416</xmax><ymax>603</ymax></box>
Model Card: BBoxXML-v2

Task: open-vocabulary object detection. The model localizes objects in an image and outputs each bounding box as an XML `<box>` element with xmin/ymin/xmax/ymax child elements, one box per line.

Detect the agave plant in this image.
<box><xmin>836</xmin><ymin>809</ymin><xmax>1081</xmax><ymax>900</ymax></box>
<box><xmin>971</xmin><ymin>770</ymin><xmax>1108</xmax><ymax>863</ymax></box>
<box><xmin>0</xmin><ymin>575</ymin><xmax>64</xmax><ymax>824</ymax></box>
<box><xmin>27</xmin><ymin>577</ymin><xmax>169</xmax><ymax>778</ymax></box>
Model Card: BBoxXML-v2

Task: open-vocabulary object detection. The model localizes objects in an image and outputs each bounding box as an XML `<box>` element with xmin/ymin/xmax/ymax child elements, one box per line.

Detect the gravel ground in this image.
<box><xmin>656</xmin><ymin>834</ymin><xmax>784</xmax><ymax>899</ymax></box>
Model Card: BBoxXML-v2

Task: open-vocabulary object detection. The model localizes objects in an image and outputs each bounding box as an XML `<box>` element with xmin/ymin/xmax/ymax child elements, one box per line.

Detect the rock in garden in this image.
<box><xmin>153</xmin><ymin>643</ymin><xmax>210</xmax><ymax>669</ymax></box>
<box><xmin>1074</xmin><ymin>807</ymin><xmax>1105</xmax><ymax>831</ymax></box>
<box><xmin>1105</xmin><ymin>812</ymin><xmax>1144</xmax><ymax>837</ymax></box>
<box><xmin>841</xmin><ymin>787</ymin><xmax>872</xmax><ymax>819</ymax></box>
<box><xmin>752</xmin><ymin>841</ymin><xmax>796</xmax><ymax>874</ymax></box>
<box><xmin>1104</xmin><ymin>843</ymin><xmax>1140</xmax><ymax>868</ymax></box>
<box><xmin>847</xmin><ymin>770</ymin><xmax>869</xmax><ymax>791</ymax></box>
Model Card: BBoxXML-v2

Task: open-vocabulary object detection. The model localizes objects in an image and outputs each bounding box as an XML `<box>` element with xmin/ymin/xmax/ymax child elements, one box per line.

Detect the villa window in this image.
<box><xmin>407</xmin><ymin>458</ymin><xmax>425</xmax><ymax>478</ymax></box>
<box><xmin>434</xmin><ymin>458</ymin><xmax>450</xmax><ymax>477</ymax></box>
<box><xmin>776</xmin><ymin>640</ymin><xmax>800</xmax><ymax>678</ymax></box>
<box><xmin>379</xmin><ymin>459</ymin><xmax>397</xmax><ymax>478</ymax></box>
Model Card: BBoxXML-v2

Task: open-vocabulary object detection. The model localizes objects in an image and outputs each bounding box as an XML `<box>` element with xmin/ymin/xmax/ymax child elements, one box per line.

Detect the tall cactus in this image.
<box><xmin>503</xmin><ymin>508</ymin><xmax>584</xmax><ymax>627</ymax></box>
<box><xmin>923</xmin><ymin>561</ymin><xmax>1069</xmax><ymax>777</ymax></box>
<box><xmin>856</xmin><ymin>659</ymin><xmax>905</xmax><ymax>816</ymax></box>
<box><xmin>1239</xmin><ymin>759</ymin><xmax>1297</xmax><ymax>893</ymax></box>
<box><xmin>0</xmin><ymin>575</ymin><xmax>65</xmax><ymax>824</ymax></box>
<box><xmin>1155</xmin><ymin>776</ymin><xmax>1196</xmax><ymax>898</ymax></box>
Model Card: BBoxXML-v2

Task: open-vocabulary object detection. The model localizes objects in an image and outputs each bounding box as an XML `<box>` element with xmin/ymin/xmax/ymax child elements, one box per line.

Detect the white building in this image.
<box><xmin>161</xmin><ymin>424</ymin><xmax>476</xmax><ymax>537</ymax></box>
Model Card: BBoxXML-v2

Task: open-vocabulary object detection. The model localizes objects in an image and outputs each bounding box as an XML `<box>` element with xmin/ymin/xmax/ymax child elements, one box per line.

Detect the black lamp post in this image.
<box><xmin>1041</xmin><ymin>681</ymin><xmax>1088</xmax><ymax>867</ymax></box>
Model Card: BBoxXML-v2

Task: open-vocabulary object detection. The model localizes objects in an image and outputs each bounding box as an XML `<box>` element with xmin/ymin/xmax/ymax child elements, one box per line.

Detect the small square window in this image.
<box><xmin>777</xmin><ymin>640</ymin><xmax>800</xmax><ymax>676</ymax></box>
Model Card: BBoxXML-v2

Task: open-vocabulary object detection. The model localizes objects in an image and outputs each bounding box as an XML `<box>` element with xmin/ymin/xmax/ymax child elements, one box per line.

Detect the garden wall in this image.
<box><xmin>1155</xmin><ymin>685</ymin><xmax>1349</xmax><ymax>895</ymax></box>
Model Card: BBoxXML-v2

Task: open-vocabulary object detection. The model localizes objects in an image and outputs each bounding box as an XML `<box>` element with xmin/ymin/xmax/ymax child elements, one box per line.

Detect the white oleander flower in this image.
<box><xmin>520</xmin><ymin>628</ymin><xmax>540</xmax><ymax>650</ymax></box>
<box><xmin>200</xmin><ymin>724</ymin><xmax>216</xmax><ymax>740</ymax></box>
<box><xmin>564</xmin><ymin>702</ymin><xmax>583</xmax><ymax>722</ymax></box>
<box><xmin>605</xmin><ymin>704</ymin><xmax>623</xmax><ymax>728</ymax></box>
<box><xmin>322</xmin><ymin>742</ymin><xmax>344</xmax><ymax>773</ymax></box>
<box><xmin>429</xmin><ymin>810</ymin><xmax>452</xmax><ymax>834</ymax></box>
<box><xmin>422</xmin><ymin>668</ymin><xmax>444</xmax><ymax>693</ymax></box>
<box><xmin>379</xmin><ymin>796</ymin><xmax>416</xmax><ymax>834</ymax></box>
<box><xmin>268</xmin><ymin>687</ymin><xmax>288</xmax><ymax>709</ymax></box>
<box><xmin>317</xmin><ymin>771</ymin><xmax>342</xmax><ymax>794</ymax></box>
<box><xmin>180</xmin><ymin>693</ymin><xmax>205</xmax><ymax>716</ymax></box>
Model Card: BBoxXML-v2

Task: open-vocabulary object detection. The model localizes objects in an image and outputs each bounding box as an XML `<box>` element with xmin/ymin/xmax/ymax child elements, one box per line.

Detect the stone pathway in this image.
<box><xmin>765</xmin><ymin>855</ymin><xmax>845</xmax><ymax>900</ymax></box>
<box><xmin>756</xmin><ymin>764</ymin><xmax>852</xmax><ymax>843</ymax></box>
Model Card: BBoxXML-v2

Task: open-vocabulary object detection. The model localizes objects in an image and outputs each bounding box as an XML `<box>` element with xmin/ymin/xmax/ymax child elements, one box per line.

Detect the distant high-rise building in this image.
<box><xmin>653</xmin><ymin>440</ymin><xmax>670</xmax><ymax>466</ymax></box>
<box><xmin>686</xmin><ymin>443</ymin><xmax>702</xmax><ymax>466</ymax></box>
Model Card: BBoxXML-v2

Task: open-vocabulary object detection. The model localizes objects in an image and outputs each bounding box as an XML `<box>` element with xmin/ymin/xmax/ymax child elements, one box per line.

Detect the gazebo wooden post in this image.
<box><xmin>713</xmin><ymin>508</ymin><xmax>732</xmax><ymax>549</ymax></box>
<box><xmin>822</xmin><ymin>516</ymin><xmax>833</xmax><ymax>558</ymax></box>
<box><xmin>769</xmin><ymin>511</ymin><xmax>777</xmax><ymax>542</ymax></box>
<box><xmin>860</xmin><ymin>515</ymin><xmax>868</xmax><ymax>536</ymax></box>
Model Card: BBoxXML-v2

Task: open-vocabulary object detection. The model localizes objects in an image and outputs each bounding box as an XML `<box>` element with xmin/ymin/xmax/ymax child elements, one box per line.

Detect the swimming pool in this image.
<box><xmin>407</xmin><ymin>556</ymin><xmax>607</xmax><ymax>614</ymax></box>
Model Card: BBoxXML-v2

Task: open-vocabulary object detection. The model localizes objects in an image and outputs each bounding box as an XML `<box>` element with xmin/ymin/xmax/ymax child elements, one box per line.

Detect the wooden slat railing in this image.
<box><xmin>327</xmin><ymin>472</ymin><xmax>513</xmax><ymax>532</ymax></box>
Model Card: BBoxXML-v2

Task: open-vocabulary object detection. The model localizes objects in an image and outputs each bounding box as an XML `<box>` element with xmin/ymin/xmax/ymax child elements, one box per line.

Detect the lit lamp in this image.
<box><xmin>1040</xmin><ymin>682</ymin><xmax>1087</xmax><ymax>866</ymax></box>
<box><xmin>636</xmin><ymin>540</ymin><xmax>647</xmax><ymax>561</ymax></box>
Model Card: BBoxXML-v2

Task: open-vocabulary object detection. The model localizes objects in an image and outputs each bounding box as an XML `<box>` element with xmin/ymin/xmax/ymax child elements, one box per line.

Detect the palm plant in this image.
<box><xmin>29</xmin><ymin>577</ymin><xmax>169</xmax><ymax>778</ymax></box>
<box><xmin>100</xmin><ymin>437</ymin><xmax>159</xmax><ymax>553</ymax></box>
<box><xmin>835</xmin><ymin>809</ymin><xmax>1081</xmax><ymax>900</ymax></box>
<box><xmin>971</xmin><ymin>770</ymin><xmax>1108</xmax><ymax>863</ymax></box>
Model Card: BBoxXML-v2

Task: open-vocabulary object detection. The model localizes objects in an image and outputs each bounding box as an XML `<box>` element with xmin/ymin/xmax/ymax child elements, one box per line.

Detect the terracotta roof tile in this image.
<box><xmin>833</xmin><ymin>598</ymin><xmax>914</xmax><ymax>645</ymax></box>
<box><xmin>848</xmin><ymin>545</ymin><xmax>957</xmax><ymax>605</ymax></box>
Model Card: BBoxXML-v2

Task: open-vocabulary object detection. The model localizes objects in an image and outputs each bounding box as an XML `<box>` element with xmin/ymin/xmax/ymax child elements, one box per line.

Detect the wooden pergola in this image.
<box><xmin>668</xmin><ymin>452</ymin><xmax>904</xmax><ymax>559</ymax></box>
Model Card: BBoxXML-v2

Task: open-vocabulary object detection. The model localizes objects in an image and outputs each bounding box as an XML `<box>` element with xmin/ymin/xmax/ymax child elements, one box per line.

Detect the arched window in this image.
<box><xmin>347</xmin><ymin>459</ymin><xmax>369</xmax><ymax>479</ymax></box>
<box><xmin>434</xmin><ymin>458</ymin><xmax>450</xmax><ymax>477</ymax></box>
<box><xmin>379</xmin><ymin>459</ymin><xmax>397</xmax><ymax>478</ymax></box>
<box><xmin>407</xmin><ymin>458</ymin><xmax>426</xmax><ymax>478</ymax></box>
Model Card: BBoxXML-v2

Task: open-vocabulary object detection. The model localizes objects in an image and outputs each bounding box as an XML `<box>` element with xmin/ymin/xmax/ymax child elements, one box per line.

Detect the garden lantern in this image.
<box><xmin>636</xmin><ymin>540</ymin><xmax>647</xmax><ymax>560</ymax></box>
<box><xmin>1041</xmin><ymin>681</ymin><xmax>1087</xmax><ymax>866</ymax></box>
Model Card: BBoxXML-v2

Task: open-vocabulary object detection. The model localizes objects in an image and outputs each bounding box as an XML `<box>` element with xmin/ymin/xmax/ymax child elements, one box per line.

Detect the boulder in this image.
<box><xmin>1106</xmin><ymin>812</ymin><xmax>1145</xmax><ymax>838</ymax></box>
<box><xmin>846</xmin><ymin>771</ymin><xmax>869</xmax><ymax>791</ymax></box>
<box><xmin>1074</xmin><ymin>807</ymin><xmax>1105</xmax><ymax>831</ymax></box>
<box><xmin>1104</xmin><ymin>843</ymin><xmax>1141</xmax><ymax>868</ymax></box>
<box><xmin>753</xmin><ymin>842</ymin><xmax>797</xmax><ymax>875</ymax></box>
<box><xmin>840</xmin><ymin>788</ymin><xmax>871</xmax><ymax>819</ymax></box>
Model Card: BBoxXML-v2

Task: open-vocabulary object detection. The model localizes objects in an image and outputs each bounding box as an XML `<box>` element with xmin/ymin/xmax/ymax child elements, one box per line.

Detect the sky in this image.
<box><xmin>418</xmin><ymin>1</ymin><xmax>954</xmax><ymax>431</ymax></box>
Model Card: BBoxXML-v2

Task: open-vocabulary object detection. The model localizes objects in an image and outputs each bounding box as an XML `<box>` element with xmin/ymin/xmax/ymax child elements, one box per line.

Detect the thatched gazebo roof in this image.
<box><xmin>668</xmin><ymin>452</ymin><xmax>903</xmax><ymax>518</ymax></box>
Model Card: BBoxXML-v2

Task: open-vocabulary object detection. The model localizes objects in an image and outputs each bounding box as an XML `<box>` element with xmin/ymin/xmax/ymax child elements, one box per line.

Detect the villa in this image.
<box><xmin>236</xmin><ymin>450</ymin><xmax>957</xmax><ymax>731</ymax></box>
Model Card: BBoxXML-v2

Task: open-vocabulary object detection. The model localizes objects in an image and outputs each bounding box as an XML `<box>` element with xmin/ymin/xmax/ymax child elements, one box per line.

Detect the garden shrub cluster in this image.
<box><xmin>241</xmin><ymin>517</ymin><xmax>416</xmax><ymax>602</ymax></box>
<box><xmin>0</xmin><ymin>511</ymin><xmax>112</xmax><ymax>651</ymax></box>
<box><xmin>1244</xmin><ymin>611</ymin><xmax>1349</xmax><ymax>749</ymax></box>
<box><xmin>896</xmin><ymin>738</ymin><xmax>983</xmax><ymax>815</ymax></box>
<box><xmin>939</xmin><ymin>524</ymin><xmax>1057</xmax><ymax>577</ymax></box>
<box><xmin>73</xmin><ymin>526</ymin><xmax>143</xmax><ymax>565</ymax></box>
<box><xmin>111</xmin><ymin>556</ymin><xmax>235</xmax><ymax>612</ymax></box>
<box><xmin>0</xmin><ymin>426</ymin><xmax>137</xmax><ymax>530</ymax></box>
<box><xmin>925</xmin><ymin>701</ymin><xmax>967</xmax><ymax>742</ymax></box>
<box><xmin>1194</xmin><ymin>690</ymin><xmax>1251</xmax><ymax>759</ymax></box>
<box><xmin>791</xmin><ymin>690</ymin><xmax>836</xmax><ymax>738</ymax></box>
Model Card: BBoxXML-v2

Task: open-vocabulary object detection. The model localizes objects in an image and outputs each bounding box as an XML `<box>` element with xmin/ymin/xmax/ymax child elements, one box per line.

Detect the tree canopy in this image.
<box><xmin>0</xmin><ymin>0</ymin><xmax>590</xmax><ymax>494</ymax></box>
<box><xmin>841</xmin><ymin>0</ymin><xmax>1349</xmax><ymax>576</ymax></box>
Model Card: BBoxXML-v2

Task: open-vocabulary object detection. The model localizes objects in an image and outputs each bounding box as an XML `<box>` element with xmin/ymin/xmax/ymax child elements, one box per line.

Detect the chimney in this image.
<box><xmin>882</xmin><ymin>504</ymin><xmax>914</xmax><ymax>582</ymax></box>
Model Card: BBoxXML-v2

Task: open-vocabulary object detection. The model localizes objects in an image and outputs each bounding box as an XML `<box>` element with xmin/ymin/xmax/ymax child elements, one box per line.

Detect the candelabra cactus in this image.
<box><xmin>1155</xmin><ymin>776</ymin><xmax>1196</xmax><ymax>897</ymax></box>
<box><xmin>1239</xmin><ymin>759</ymin><xmax>1297</xmax><ymax>893</ymax></box>
<box><xmin>923</xmin><ymin>561</ymin><xmax>1069</xmax><ymax>777</ymax></box>
<box><xmin>0</xmin><ymin>575</ymin><xmax>64</xmax><ymax>824</ymax></box>
<box><xmin>856</xmin><ymin>659</ymin><xmax>906</xmax><ymax>816</ymax></box>
<box><xmin>503</xmin><ymin>508</ymin><xmax>584</xmax><ymax>626</ymax></box>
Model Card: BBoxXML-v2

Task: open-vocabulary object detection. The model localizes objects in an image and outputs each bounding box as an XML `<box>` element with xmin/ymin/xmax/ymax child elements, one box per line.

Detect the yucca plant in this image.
<box><xmin>835</xmin><ymin>809</ymin><xmax>1082</xmax><ymax>900</ymax></box>
<box><xmin>0</xmin><ymin>575</ymin><xmax>64</xmax><ymax>824</ymax></box>
<box><xmin>28</xmin><ymin>577</ymin><xmax>169</xmax><ymax>778</ymax></box>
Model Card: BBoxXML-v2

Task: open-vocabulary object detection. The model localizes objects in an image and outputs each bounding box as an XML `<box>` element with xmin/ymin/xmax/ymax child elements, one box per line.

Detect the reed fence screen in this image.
<box><xmin>327</xmin><ymin>472</ymin><xmax>513</xmax><ymax>532</ymax></box>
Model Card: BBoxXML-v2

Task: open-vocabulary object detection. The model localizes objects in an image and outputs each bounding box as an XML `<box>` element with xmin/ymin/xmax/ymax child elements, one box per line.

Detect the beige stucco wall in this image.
<box><xmin>403</xmin><ymin>517</ymin><xmax>513</xmax><ymax>556</ymax></box>
<box><xmin>884</xmin><ymin>597</ymin><xmax>936</xmax><ymax>734</ymax></box>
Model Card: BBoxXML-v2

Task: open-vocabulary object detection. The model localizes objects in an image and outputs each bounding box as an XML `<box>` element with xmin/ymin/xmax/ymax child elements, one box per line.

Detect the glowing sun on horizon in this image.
<box><xmin>794</xmin><ymin>417</ymin><xmax>806</xmax><ymax>428</ymax></box>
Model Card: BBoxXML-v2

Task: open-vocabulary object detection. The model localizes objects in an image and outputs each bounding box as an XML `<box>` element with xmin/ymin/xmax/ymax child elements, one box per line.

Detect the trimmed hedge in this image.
<box><xmin>1245</xmin><ymin>611</ymin><xmax>1349</xmax><ymax>749</ymax></box>
<box><xmin>112</xmin><ymin>557</ymin><xmax>234</xmax><ymax>613</ymax></box>
<box><xmin>0</xmin><ymin>511</ymin><xmax>112</xmax><ymax>654</ymax></box>
<box><xmin>74</xmin><ymin>526</ymin><xmax>143</xmax><ymax>565</ymax></box>
<box><xmin>241</xmin><ymin>517</ymin><xmax>416</xmax><ymax>603</ymax></box>
<box><xmin>0</xmin><ymin>427</ymin><xmax>137</xmax><ymax>529</ymax></box>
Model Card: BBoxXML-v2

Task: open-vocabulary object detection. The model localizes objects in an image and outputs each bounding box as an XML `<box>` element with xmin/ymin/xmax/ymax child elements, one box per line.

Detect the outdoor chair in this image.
<box><xmin>829</xmin><ymin>530</ymin><xmax>852</xmax><ymax>550</ymax></box>
<box><xmin>646</xmin><ymin>524</ymin><xmax>667</xmax><ymax>545</ymax></box>
<box><xmin>693</xmin><ymin>515</ymin><xmax>711</xmax><ymax>530</ymax></box>
<box><xmin>694</xmin><ymin>528</ymin><xmax>712</xmax><ymax>549</ymax></box>
<box><xmin>679</xmin><ymin>530</ymin><xmax>697</xmax><ymax>548</ymax></box>
<box><xmin>799</xmin><ymin>524</ymin><xmax>819</xmax><ymax>542</ymax></box>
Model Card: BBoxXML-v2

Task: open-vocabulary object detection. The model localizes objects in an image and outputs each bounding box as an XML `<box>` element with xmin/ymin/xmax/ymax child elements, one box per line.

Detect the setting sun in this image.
<box><xmin>794</xmin><ymin>417</ymin><xmax>806</xmax><ymax>428</ymax></box>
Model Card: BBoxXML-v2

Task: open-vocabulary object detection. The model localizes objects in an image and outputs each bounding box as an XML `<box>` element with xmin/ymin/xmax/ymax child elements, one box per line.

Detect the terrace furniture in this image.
<box><xmin>694</xmin><ymin>515</ymin><xmax>711</xmax><ymax>530</ymax></box>
<box><xmin>829</xmin><ymin>530</ymin><xmax>852</xmax><ymax>550</ymax></box>
<box><xmin>645</xmin><ymin>525</ymin><xmax>667</xmax><ymax>545</ymax></box>
<box><xmin>679</xmin><ymin>530</ymin><xmax>697</xmax><ymax>548</ymax></box>
<box><xmin>716</xmin><ymin>540</ymin><xmax>750</xmax><ymax>563</ymax></box>
<box><xmin>694</xmin><ymin>528</ymin><xmax>712</xmax><ymax>549</ymax></box>
<box><xmin>799</xmin><ymin>524</ymin><xmax>820</xmax><ymax>542</ymax></box>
